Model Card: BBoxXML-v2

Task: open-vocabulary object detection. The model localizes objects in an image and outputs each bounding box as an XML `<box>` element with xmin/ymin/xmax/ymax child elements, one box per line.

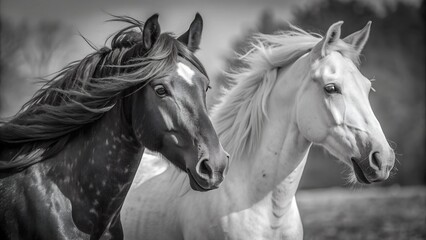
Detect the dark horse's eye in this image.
<box><xmin>324</xmin><ymin>83</ymin><xmax>340</xmax><ymax>94</ymax></box>
<box><xmin>206</xmin><ymin>85</ymin><xmax>212</xmax><ymax>92</ymax></box>
<box><xmin>154</xmin><ymin>85</ymin><xmax>167</xmax><ymax>97</ymax></box>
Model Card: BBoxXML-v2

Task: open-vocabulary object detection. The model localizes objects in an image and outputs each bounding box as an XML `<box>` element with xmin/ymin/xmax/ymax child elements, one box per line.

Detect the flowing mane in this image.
<box><xmin>211</xmin><ymin>25</ymin><xmax>359</xmax><ymax>160</ymax></box>
<box><xmin>0</xmin><ymin>15</ymin><xmax>207</xmax><ymax>169</ymax></box>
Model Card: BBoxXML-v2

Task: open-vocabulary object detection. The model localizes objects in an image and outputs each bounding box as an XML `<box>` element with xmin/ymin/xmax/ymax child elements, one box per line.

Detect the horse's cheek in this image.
<box><xmin>296</xmin><ymin>94</ymin><xmax>328</xmax><ymax>143</ymax></box>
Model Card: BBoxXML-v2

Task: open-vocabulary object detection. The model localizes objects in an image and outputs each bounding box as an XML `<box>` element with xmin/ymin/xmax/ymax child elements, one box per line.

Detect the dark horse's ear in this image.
<box><xmin>178</xmin><ymin>13</ymin><xmax>203</xmax><ymax>52</ymax></box>
<box><xmin>142</xmin><ymin>14</ymin><xmax>161</xmax><ymax>51</ymax></box>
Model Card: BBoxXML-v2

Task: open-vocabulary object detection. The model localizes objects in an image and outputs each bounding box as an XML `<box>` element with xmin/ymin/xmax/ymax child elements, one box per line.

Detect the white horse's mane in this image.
<box><xmin>210</xmin><ymin>25</ymin><xmax>359</xmax><ymax>161</ymax></box>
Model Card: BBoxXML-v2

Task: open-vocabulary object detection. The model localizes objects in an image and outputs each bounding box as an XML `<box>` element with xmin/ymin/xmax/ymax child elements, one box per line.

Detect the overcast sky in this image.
<box><xmin>0</xmin><ymin>0</ymin><xmax>420</xmax><ymax>76</ymax></box>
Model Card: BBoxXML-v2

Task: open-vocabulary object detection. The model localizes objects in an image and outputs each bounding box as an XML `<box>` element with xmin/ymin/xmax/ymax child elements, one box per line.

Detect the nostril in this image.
<box><xmin>370</xmin><ymin>151</ymin><xmax>382</xmax><ymax>170</ymax></box>
<box><xmin>196</xmin><ymin>159</ymin><xmax>213</xmax><ymax>179</ymax></box>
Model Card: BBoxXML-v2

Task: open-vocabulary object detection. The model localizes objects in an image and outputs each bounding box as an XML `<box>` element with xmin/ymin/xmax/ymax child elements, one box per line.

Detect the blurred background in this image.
<box><xmin>1</xmin><ymin>0</ymin><xmax>425</xmax><ymax>239</ymax></box>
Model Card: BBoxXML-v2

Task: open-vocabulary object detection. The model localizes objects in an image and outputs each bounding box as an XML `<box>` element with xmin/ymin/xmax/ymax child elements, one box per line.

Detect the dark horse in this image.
<box><xmin>0</xmin><ymin>13</ymin><xmax>229</xmax><ymax>239</ymax></box>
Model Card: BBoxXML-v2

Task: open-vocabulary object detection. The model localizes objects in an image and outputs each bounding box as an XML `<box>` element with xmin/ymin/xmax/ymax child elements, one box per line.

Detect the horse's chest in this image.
<box><xmin>220</xmin><ymin>207</ymin><xmax>277</xmax><ymax>239</ymax></box>
<box><xmin>219</xmin><ymin>198</ymin><xmax>302</xmax><ymax>240</ymax></box>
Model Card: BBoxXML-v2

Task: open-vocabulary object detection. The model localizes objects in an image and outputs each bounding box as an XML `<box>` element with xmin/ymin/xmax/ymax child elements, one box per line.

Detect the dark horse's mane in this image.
<box><xmin>0</xmin><ymin>15</ymin><xmax>207</xmax><ymax>170</ymax></box>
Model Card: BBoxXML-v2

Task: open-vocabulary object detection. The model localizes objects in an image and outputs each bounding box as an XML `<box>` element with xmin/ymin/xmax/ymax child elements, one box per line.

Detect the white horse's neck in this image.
<box><xmin>221</xmin><ymin>58</ymin><xmax>312</xmax><ymax>220</ymax></box>
<box><xmin>223</xmin><ymin>105</ymin><xmax>311</xmax><ymax>205</ymax></box>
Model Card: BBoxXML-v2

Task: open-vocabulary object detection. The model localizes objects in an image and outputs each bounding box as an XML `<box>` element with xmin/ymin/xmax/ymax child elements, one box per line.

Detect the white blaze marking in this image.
<box><xmin>158</xmin><ymin>106</ymin><xmax>174</xmax><ymax>130</ymax></box>
<box><xmin>170</xmin><ymin>134</ymin><xmax>179</xmax><ymax>145</ymax></box>
<box><xmin>177</xmin><ymin>62</ymin><xmax>195</xmax><ymax>86</ymax></box>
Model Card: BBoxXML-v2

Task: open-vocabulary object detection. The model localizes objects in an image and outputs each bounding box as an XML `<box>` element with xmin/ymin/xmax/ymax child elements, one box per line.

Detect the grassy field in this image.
<box><xmin>297</xmin><ymin>186</ymin><xmax>426</xmax><ymax>240</ymax></box>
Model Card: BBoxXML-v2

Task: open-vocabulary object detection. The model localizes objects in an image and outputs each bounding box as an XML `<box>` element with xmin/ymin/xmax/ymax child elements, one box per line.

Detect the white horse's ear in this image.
<box><xmin>178</xmin><ymin>13</ymin><xmax>203</xmax><ymax>52</ymax></box>
<box><xmin>311</xmin><ymin>21</ymin><xmax>343</xmax><ymax>60</ymax></box>
<box><xmin>343</xmin><ymin>21</ymin><xmax>371</xmax><ymax>54</ymax></box>
<box><xmin>321</xmin><ymin>21</ymin><xmax>343</xmax><ymax>57</ymax></box>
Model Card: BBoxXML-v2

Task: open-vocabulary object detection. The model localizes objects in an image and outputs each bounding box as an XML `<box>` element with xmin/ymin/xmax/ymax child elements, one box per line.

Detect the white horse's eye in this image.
<box><xmin>154</xmin><ymin>85</ymin><xmax>167</xmax><ymax>97</ymax></box>
<box><xmin>324</xmin><ymin>83</ymin><xmax>340</xmax><ymax>94</ymax></box>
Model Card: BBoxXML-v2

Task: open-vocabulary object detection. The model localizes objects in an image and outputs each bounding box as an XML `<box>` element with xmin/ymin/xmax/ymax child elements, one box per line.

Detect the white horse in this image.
<box><xmin>121</xmin><ymin>21</ymin><xmax>395</xmax><ymax>240</ymax></box>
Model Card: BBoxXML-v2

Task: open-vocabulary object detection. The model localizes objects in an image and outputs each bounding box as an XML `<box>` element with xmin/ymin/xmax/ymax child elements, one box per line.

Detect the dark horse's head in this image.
<box><xmin>0</xmin><ymin>14</ymin><xmax>229</xmax><ymax>191</ymax></box>
<box><xmin>127</xmin><ymin>14</ymin><xmax>229</xmax><ymax>190</ymax></box>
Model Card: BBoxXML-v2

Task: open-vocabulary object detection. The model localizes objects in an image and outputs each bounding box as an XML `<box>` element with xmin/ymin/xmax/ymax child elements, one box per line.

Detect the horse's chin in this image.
<box><xmin>351</xmin><ymin>158</ymin><xmax>371</xmax><ymax>184</ymax></box>
<box><xmin>186</xmin><ymin>169</ymin><xmax>213</xmax><ymax>192</ymax></box>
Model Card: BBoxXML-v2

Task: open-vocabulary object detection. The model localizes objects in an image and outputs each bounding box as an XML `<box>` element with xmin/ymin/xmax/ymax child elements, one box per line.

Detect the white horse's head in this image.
<box><xmin>295</xmin><ymin>21</ymin><xmax>395</xmax><ymax>184</ymax></box>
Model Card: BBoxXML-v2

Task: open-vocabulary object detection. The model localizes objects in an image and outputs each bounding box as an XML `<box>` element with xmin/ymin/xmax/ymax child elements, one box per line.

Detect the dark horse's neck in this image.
<box><xmin>47</xmin><ymin>97</ymin><xmax>144</xmax><ymax>238</ymax></box>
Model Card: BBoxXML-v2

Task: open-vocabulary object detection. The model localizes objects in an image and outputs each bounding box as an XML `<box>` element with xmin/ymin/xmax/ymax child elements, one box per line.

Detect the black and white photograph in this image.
<box><xmin>0</xmin><ymin>0</ymin><xmax>425</xmax><ymax>239</ymax></box>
